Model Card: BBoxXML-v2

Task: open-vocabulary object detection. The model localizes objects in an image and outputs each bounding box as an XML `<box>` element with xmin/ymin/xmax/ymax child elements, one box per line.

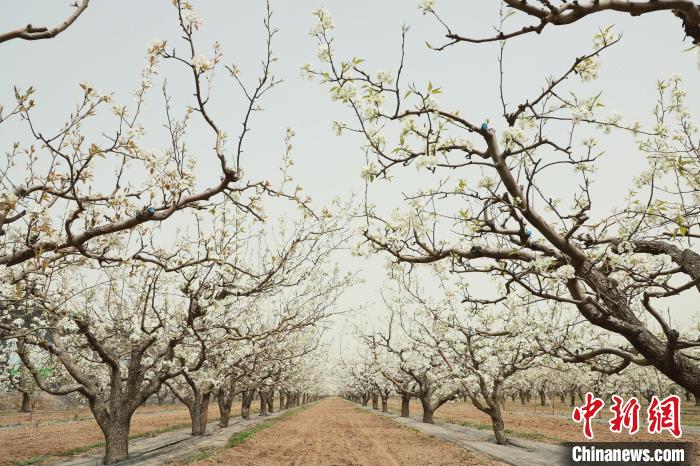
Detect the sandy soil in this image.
<box><xmin>389</xmin><ymin>399</ymin><xmax>700</xmax><ymax>444</ymax></box>
<box><xmin>0</xmin><ymin>403</ymin><xmax>183</xmax><ymax>429</ymax></box>
<box><xmin>193</xmin><ymin>398</ymin><xmax>497</xmax><ymax>466</ymax></box>
<box><xmin>0</xmin><ymin>393</ymin><xmax>68</xmax><ymax>413</ymax></box>
<box><xmin>0</xmin><ymin>402</ymin><xmax>257</xmax><ymax>466</ymax></box>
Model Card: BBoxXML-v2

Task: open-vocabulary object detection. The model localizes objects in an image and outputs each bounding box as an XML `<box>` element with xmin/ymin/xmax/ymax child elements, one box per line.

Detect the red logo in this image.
<box><xmin>647</xmin><ymin>395</ymin><xmax>682</xmax><ymax>438</ymax></box>
<box><xmin>572</xmin><ymin>392</ymin><xmax>605</xmax><ymax>439</ymax></box>
<box><xmin>609</xmin><ymin>395</ymin><xmax>640</xmax><ymax>434</ymax></box>
<box><xmin>572</xmin><ymin>393</ymin><xmax>683</xmax><ymax>439</ymax></box>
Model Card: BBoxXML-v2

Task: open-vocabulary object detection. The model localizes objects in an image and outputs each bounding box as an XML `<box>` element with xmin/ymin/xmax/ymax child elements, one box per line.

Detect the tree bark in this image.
<box><xmin>400</xmin><ymin>394</ymin><xmax>410</xmax><ymax>417</ymax></box>
<box><xmin>259</xmin><ymin>391</ymin><xmax>268</xmax><ymax>416</ymax></box>
<box><xmin>217</xmin><ymin>391</ymin><xmax>233</xmax><ymax>428</ymax></box>
<box><xmin>371</xmin><ymin>393</ymin><xmax>379</xmax><ymax>410</ymax></box>
<box><xmin>189</xmin><ymin>393</ymin><xmax>210</xmax><ymax>436</ymax></box>
<box><xmin>381</xmin><ymin>396</ymin><xmax>388</xmax><ymax>413</ymax></box>
<box><xmin>491</xmin><ymin>412</ymin><xmax>508</xmax><ymax>445</ymax></box>
<box><xmin>101</xmin><ymin>416</ymin><xmax>132</xmax><ymax>464</ymax></box>
<box><xmin>361</xmin><ymin>392</ymin><xmax>370</xmax><ymax>406</ymax></box>
<box><xmin>19</xmin><ymin>391</ymin><xmax>32</xmax><ymax>413</ymax></box>
<box><xmin>419</xmin><ymin>397</ymin><xmax>434</xmax><ymax>424</ymax></box>
<box><xmin>241</xmin><ymin>390</ymin><xmax>255</xmax><ymax>419</ymax></box>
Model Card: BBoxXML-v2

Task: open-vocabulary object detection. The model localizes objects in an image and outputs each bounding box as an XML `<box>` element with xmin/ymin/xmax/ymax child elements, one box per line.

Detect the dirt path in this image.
<box><xmin>368</xmin><ymin>406</ymin><xmax>567</xmax><ymax>466</ymax></box>
<box><xmin>193</xmin><ymin>398</ymin><xmax>497</xmax><ymax>465</ymax></box>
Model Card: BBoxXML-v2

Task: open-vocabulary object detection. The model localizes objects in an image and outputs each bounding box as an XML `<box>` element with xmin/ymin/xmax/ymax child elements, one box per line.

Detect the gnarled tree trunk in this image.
<box><xmin>99</xmin><ymin>413</ymin><xmax>133</xmax><ymax>464</ymax></box>
<box><xmin>189</xmin><ymin>392</ymin><xmax>210</xmax><ymax>436</ymax></box>
<box><xmin>361</xmin><ymin>392</ymin><xmax>370</xmax><ymax>406</ymax></box>
<box><xmin>241</xmin><ymin>389</ymin><xmax>255</xmax><ymax>419</ymax></box>
<box><xmin>400</xmin><ymin>394</ymin><xmax>410</xmax><ymax>417</ymax></box>
<box><xmin>490</xmin><ymin>410</ymin><xmax>507</xmax><ymax>445</ymax></box>
<box><xmin>419</xmin><ymin>396</ymin><xmax>435</xmax><ymax>424</ymax></box>
<box><xmin>217</xmin><ymin>390</ymin><xmax>233</xmax><ymax>428</ymax></box>
<box><xmin>259</xmin><ymin>390</ymin><xmax>268</xmax><ymax>416</ymax></box>
<box><xmin>19</xmin><ymin>391</ymin><xmax>32</xmax><ymax>413</ymax></box>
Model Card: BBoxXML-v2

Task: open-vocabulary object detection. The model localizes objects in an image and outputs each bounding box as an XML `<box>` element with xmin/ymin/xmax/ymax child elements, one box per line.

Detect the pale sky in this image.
<box><xmin>2</xmin><ymin>1</ymin><xmax>698</xmax><ymax>356</ymax></box>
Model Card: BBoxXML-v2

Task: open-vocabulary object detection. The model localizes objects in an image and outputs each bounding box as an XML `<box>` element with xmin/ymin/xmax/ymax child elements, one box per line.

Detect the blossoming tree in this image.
<box><xmin>308</xmin><ymin>5</ymin><xmax>700</xmax><ymax>396</ymax></box>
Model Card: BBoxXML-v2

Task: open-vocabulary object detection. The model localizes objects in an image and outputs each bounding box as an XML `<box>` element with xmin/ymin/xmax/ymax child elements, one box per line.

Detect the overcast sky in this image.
<box><xmin>2</xmin><ymin>1</ymin><xmax>698</xmax><ymax>357</ymax></box>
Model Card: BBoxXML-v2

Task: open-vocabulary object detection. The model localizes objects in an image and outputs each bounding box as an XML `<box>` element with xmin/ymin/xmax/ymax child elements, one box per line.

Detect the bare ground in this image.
<box><xmin>193</xmin><ymin>398</ymin><xmax>498</xmax><ymax>466</ymax></box>
<box><xmin>0</xmin><ymin>402</ymin><xmax>257</xmax><ymax>466</ymax></box>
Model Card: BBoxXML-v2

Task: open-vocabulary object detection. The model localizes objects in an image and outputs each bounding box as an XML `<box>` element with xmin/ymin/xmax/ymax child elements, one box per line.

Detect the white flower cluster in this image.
<box><xmin>501</xmin><ymin>126</ymin><xmax>525</xmax><ymax>150</ymax></box>
<box><xmin>555</xmin><ymin>264</ymin><xmax>576</xmax><ymax>280</ymax></box>
<box><xmin>415</xmin><ymin>154</ymin><xmax>437</xmax><ymax>170</ymax></box>
<box><xmin>418</xmin><ymin>0</ymin><xmax>436</xmax><ymax>14</ymax></box>
<box><xmin>192</xmin><ymin>55</ymin><xmax>213</xmax><ymax>73</ymax></box>
<box><xmin>575</xmin><ymin>56</ymin><xmax>601</xmax><ymax>81</ymax></box>
<box><xmin>147</xmin><ymin>38</ymin><xmax>166</xmax><ymax>58</ymax></box>
<box><xmin>375</xmin><ymin>70</ymin><xmax>394</xmax><ymax>85</ymax></box>
<box><xmin>311</xmin><ymin>8</ymin><xmax>335</xmax><ymax>35</ymax></box>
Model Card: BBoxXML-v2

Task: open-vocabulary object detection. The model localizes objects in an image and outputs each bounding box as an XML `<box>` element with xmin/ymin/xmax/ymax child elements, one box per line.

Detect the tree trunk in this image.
<box><xmin>381</xmin><ymin>396</ymin><xmax>388</xmax><ymax>413</ymax></box>
<box><xmin>419</xmin><ymin>397</ymin><xmax>434</xmax><ymax>424</ymax></box>
<box><xmin>19</xmin><ymin>391</ymin><xmax>32</xmax><ymax>413</ymax></box>
<box><xmin>400</xmin><ymin>394</ymin><xmax>410</xmax><ymax>417</ymax></box>
<box><xmin>217</xmin><ymin>391</ymin><xmax>233</xmax><ymax>428</ymax></box>
<box><xmin>279</xmin><ymin>392</ymin><xmax>285</xmax><ymax>410</ymax></box>
<box><xmin>518</xmin><ymin>388</ymin><xmax>526</xmax><ymax>405</ymax></box>
<box><xmin>241</xmin><ymin>390</ymin><xmax>255</xmax><ymax>420</ymax></box>
<box><xmin>371</xmin><ymin>393</ymin><xmax>379</xmax><ymax>410</ymax></box>
<box><xmin>190</xmin><ymin>393</ymin><xmax>210</xmax><ymax>436</ymax></box>
<box><xmin>569</xmin><ymin>388</ymin><xmax>577</xmax><ymax>408</ymax></box>
<box><xmin>259</xmin><ymin>392</ymin><xmax>268</xmax><ymax>416</ymax></box>
<box><xmin>539</xmin><ymin>389</ymin><xmax>546</xmax><ymax>406</ymax></box>
<box><xmin>102</xmin><ymin>417</ymin><xmax>131</xmax><ymax>464</ymax></box>
<box><xmin>491</xmin><ymin>412</ymin><xmax>508</xmax><ymax>445</ymax></box>
<box><xmin>267</xmin><ymin>392</ymin><xmax>274</xmax><ymax>413</ymax></box>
